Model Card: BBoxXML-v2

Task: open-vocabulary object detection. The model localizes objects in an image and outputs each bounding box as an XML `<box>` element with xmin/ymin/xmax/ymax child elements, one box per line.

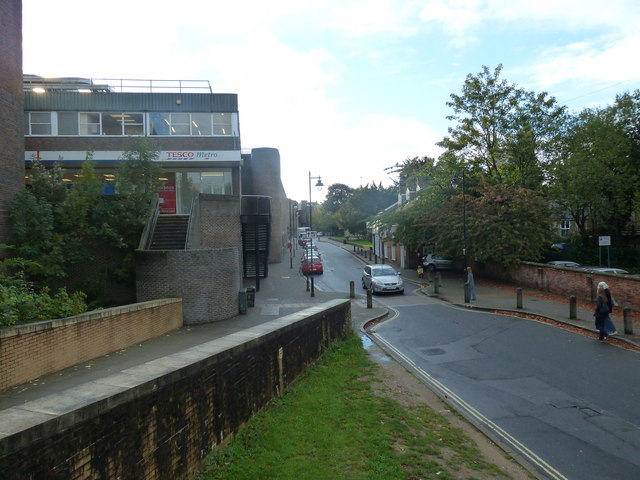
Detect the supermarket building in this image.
<box><xmin>23</xmin><ymin>75</ymin><xmax>291</xmax><ymax>323</ymax></box>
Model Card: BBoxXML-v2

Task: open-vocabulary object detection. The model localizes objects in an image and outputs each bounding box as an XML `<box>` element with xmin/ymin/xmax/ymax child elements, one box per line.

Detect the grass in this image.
<box><xmin>195</xmin><ymin>334</ymin><xmax>513</xmax><ymax>480</ymax></box>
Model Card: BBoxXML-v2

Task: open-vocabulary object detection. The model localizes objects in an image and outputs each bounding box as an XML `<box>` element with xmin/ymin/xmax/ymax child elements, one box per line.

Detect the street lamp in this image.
<box><xmin>308</xmin><ymin>172</ymin><xmax>324</xmax><ymax>295</ymax></box>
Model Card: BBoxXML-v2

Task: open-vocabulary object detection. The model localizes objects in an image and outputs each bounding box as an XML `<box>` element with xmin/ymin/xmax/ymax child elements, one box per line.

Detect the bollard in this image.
<box><xmin>349</xmin><ymin>280</ymin><xmax>355</xmax><ymax>298</ymax></box>
<box><xmin>367</xmin><ymin>289</ymin><xmax>372</xmax><ymax>308</ymax></box>
<box><xmin>569</xmin><ymin>296</ymin><xmax>576</xmax><ymax>319</ymax></box>
<box><xmin>516</xmin><ymin>288</ymin><xmax>523</xmax><ymax>309</ymax></box>
<box><xmin>246</xmin><ymin>286</ymin><xmax>256</xmax><ymax>307</ymax></box>
<box><xmin>306</xmin><ymin>274</ymin><xmax>310</xmax><ymax>292</ymax></box>
<box><xmin>434</xmin><ymin>274</ymin><xmax>439</xmax><ymax>294</ymax></box>
<box><xmin>464</xmin><ymin>283</ymin><xmax>470</xmax><ymax>303</ymax></box>
<box><xmin>238</xmin><ymin>289</ymin><xmax>248</xmax><ymax>314</ymax></box>
<box><xmin>311</xmin><ymin>276</ymin><xmax>315</xmax><ymax>297</ymax></box>
<box><xmin>624</xmin><ymin>307</ymin><xmax>634</xmax><ymax>335</ymax></box>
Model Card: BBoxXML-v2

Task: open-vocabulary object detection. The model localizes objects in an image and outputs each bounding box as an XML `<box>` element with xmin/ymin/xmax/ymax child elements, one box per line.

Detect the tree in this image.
<box><xmin>549</xmin><ymin>106</ymin><xmax>638</xmax><ymax>240</ymax></box>
<box><xmin>438</xmin><ymin>64</ymin><xmax>566</xmax><ymax>189</ymax></box>
<box><xmin>428</xmin><ymin>185</ymin><xmax>553</xmax><ymax>266</ymax></box>
<box><xmin>323</xmin><ymin>183</ymin><xmax>354</xmax><ymax>214</ymax></box>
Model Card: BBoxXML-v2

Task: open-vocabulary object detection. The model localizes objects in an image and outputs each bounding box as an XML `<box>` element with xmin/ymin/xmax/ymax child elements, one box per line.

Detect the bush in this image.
<box><xmin>0</xmin><ymin>273</ymin><xmax>87</xmax><ymax>327</ymax></box>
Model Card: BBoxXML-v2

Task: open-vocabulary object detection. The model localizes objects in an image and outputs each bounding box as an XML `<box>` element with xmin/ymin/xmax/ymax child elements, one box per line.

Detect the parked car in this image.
<box><xmin>550</xmin><ymin>242</ymin><xmax>571</xmax><ymax>252</ymax></box>
<box><xmin>361</xmin><ymin>264</ymin><xmax>404</xmax><ymax>294</ymax></box>
<box><xmin>581</xmin><ymin>266</ymin><xmax>629</xmax><ymax>275</ymax></box>
<box><xmin>546</xmin><ymin>260</ymin><xmax>581</xmax><ymax>268</ymax></box>
<box><xmin>422</xmin><ymin>253</ymin><xmax>454</xmax><ymax>272</ymax></box>
<box><xmin>300</xmin><ymin>255</ymin><xmax>323</xmax><ymax>274</ymax></box>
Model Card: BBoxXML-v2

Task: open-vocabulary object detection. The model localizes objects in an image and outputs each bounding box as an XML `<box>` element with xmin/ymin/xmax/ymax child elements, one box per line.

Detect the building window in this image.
<box><xmin>213</xmin><ymin>113</ymin><xmax>232</xmax><ymax>135</ymax></box>
<box><xmin>58</xmin><ymin>112</ymin><xmax>79</xmax><ymax>135</ymax></box>
<box><xmin>79</xmin><ymin>113</ymin><xmax>101</xmax><ymax>135</ymax></box>
<box><xmin>170</xmin><ymin>113</ymin><xmax>190</xmax><ymax>135</ymax></box>
<box><xmin>102</xmin><ymin>113</ymin><xmax>144</xmax><ymax>136</ymax></box>
<box><xmin>560</xmin><ymin>220</ymin><xmax>571</xmax><ymax>237</ymax></box>
<box><xmin>28</xmin><ymin>112</ymin><xmax>52</xmax><ymax>135</ymax></box>
<box><xmin>191</xmin><ymin>113</ymin><xmax>212</xmax><ymax>136</ymax></box>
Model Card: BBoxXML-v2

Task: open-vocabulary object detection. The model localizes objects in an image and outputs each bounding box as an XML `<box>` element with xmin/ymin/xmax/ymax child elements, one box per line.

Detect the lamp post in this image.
<box><xmin>308</xmin><ymin>171</ymin><xmax>324</xmax><ymax>295</ymax></box>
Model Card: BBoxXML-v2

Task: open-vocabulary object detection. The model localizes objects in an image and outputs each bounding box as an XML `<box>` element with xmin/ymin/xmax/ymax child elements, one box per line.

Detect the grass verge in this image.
<box><xmin>195</xmin><ymin>333</ymin><xmax>513</xmax><ymax>480</ymax></box>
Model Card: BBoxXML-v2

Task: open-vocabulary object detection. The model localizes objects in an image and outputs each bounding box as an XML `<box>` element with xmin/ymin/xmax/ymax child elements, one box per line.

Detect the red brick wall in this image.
<box><xmin>483</xmin><ymin>261</ymin><xmax>640</xmax><ymax>311</ymax></box>
<box><xmin>0</xmin><ymin>298</ymin><xmax>183</xmax><ymax>390</ymax></box>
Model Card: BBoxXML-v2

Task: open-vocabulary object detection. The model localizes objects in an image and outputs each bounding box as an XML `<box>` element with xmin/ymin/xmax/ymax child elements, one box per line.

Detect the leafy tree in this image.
<box><xmin>549</xmin><ymin>106</ymin><xmax>638</xmax><ymax>240</ymax></box>
<box><xmin>438</xmin><ymin>64</ymin><xmax>565</xmax><ymax>189</ymax></box>
<box><xmin>323</xmin><ymin>183</ymin><xmax>354</xmax><ymax>214</ymax></box>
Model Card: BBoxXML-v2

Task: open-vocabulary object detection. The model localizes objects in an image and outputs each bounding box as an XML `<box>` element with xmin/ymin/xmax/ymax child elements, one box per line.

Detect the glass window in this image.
<box><xmin>560</xmin><ymin>220</ymin><xmax>571</xmax><ymax>237</ymax></box>
<box><xmin>191</xmin><ymin>113</ymin><xmax>212</xmax><ymax>136</ymax></box>
<box><xmin>149</xmin><ymin>113</ymin><xmax>170</xmax><ymax>135</ymax></box>
<box><xmin>123</xmin><ymin>113</ymin><xmax>144</xmax><ymax>135</ymax></box>
<box><xmin>102</xmin><ymin>113</ymin><xmax>122</xmax><ymax>135</ymax></box>
<box><xmin>30</xmin><ymin>112</ymin><xmax>52</xmax><ymax>135</ymax></box>
<box><xmin>58</xmin><ymin>112</ymin><xmax>79</xmax><ymax>135</ymax></box>
<box><xmin>79</xmin><ymin>113</ymin><xmax>100</xmax><ymax>135</ymax></box>
<box><xmin>170</xmin><ymin>113</ymin><xmax>190</xmax><ymax>135</ymax></box>
<box><xmin>212</xmin><ymin>113</ymin><xmax>232</xmax><ymax>135</ymax></box>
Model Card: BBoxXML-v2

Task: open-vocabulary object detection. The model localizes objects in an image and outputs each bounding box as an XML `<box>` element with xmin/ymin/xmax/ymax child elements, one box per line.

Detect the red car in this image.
<box><xmin>300</xmin><ymin>255</ymin><xmax>323</xmax><ymax>274</ymax></box>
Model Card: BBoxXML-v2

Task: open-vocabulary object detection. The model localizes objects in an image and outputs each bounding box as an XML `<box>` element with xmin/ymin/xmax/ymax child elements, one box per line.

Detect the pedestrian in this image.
<box><xmin>465</xmin><ymin>266</ymin><xmax>477</xmax><ymax>301</ymax></box>
<box><xmin>598</xmin><ymin>281</ymin><xmax>618</xmax><ymax>336</ymax></box>
<box><xmin>417</xmin><ymin>264</ymin><xmax>424</xmax><ymax>279</ymax></box>
<box><xmin>594</xmin><ymin>282</ymin><xmax>614</xmax><ymax>341</ymax></box>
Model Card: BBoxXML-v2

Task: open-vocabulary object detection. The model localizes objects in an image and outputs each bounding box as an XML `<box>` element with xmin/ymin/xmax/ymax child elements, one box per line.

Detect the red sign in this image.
<box><xmin>158</xmin><ymin>183</ymin><xmax>176</xmax><ymax>214</ymax></box>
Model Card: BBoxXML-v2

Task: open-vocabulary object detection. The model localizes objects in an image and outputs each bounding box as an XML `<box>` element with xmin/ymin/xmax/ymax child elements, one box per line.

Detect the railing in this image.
<box><xmin>138</xmin><ymin>195</ymin><xmax>161</xmax><ymax>250</ymax></box>
<box><xmin>185</xmin><ymin>195</ymin><xmax>199</xmax><ymax>250</ymax></box>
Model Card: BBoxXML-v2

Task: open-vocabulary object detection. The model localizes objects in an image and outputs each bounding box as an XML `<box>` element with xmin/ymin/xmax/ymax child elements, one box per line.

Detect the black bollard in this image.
<box><xmin>311</xmin><ymin>276</ymin><xmax>315</xmax><ymax>297</ymax></box>
<box><xmin>516</xmin><ymin>288</ymin><xmax>523</xmax><ymax>309</ymax></box>
<box><xmin>349</xmin><ymin>280</ymin><xmax>355</xmax><ymax>298</ymax></box>
<box><xmin>569</xmin><ymin>296</ymin><xmax>576</xmax><ymax>319</ymax></box>
<box><xmin>367</xmin><ymin>289</ymin><xmax>372</xmax><ymax>308</ymax></box>
<box><xmin>624</xmin><ymin>307</ymin><xmax>634</xmax><ymax>335</ymax></box>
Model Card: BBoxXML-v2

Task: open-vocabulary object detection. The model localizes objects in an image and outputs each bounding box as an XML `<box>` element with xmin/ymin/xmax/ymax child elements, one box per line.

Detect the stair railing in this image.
<box><xmin>138</xmin><ymin>195</ymin><xmax>161</xmax><ymax>250</ymax></box>
<box><xmin>185</xmin><ymin>195</ymin><xmax>198</xmax><ymax>250</ymax></box>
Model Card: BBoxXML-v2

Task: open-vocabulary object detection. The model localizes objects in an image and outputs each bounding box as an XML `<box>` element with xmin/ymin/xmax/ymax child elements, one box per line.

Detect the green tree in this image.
<box><xmin>323</xmin><ymin>183</ymin><xmax>354</xmax><ymax>214</ymax></box>
<box><xmin>549</xmin><ymin>106</ymin><xmax>638</xmax><ymax>240</ymax></box>
<box><xmin>438</xmin><ymin>64</ymin><xmax>565</xmax><ymax>189</ymax></box>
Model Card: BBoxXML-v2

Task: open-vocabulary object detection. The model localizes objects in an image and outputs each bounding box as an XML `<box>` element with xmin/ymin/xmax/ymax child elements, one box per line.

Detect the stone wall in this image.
<box><xmin>0</xmin><ymin>0</ymin><xmax>24</xmax><ymax>251</ymax></box>
<box><xmin>135</xmin><ymin>248</ymin><xmax>240</xmax><ymax>324</ymax></box>
<box><xmin>0</xmin><ymin>299</ymin><xmax>351</xmax><ymax>480</ymax></box>
<box><xmin>0</xmin><ymin>298</ymin><xmax>183</xmax><ymax>390</ymax></box>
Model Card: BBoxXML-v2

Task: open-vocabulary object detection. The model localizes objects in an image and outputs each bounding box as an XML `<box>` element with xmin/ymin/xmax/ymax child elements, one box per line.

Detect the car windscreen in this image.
<box><xmin>372</xmin><ymin>266</ymin><xmax>396</xmax><ymax>276</ymax></box>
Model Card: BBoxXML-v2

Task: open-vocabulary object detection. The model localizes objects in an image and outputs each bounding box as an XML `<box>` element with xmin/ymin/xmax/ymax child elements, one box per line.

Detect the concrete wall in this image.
<box><xmin>136</xmin><ymin>248</ymin><xmax>240</xmax><ymax>324</ymax></box>
<box><xmin>0</xmin><ymin>299</ymin><xmax>351</xmax><ymax>480</ymax></box>
<box><xmin>0</xmin><ymin>298</ymin><xmax>183</xmax><ymax>390</ymax></box>
<box><xmin>242</xmin><ymin>148</ymin><xmax>290</xmax><ymax>263</ymax></box>
<box><xmin>0</xmin><ymin>0</ymin><xmax>24</xmax><ymax>251</ymax></box>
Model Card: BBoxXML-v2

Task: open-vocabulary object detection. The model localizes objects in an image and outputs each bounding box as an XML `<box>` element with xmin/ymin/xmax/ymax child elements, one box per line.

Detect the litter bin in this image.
<box><xmin>238</xmin><ymin>289</ymin><xmax>248</xmax><ymax>314</ymax></box>
<box><xmin>246</xmin><ymin>286</ymin><xmax>256</xmax><ymax>307</ymax></box>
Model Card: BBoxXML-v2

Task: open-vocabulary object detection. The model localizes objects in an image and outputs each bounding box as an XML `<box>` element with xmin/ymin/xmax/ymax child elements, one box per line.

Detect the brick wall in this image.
<box><xmin>0</xmin><ymin>298</ymin><xmax>183</xmax><ymax>390</ymax></box>
<box><xmin>0</xmin><ymin>299</ymin><xmax>351</xmax><ymax>480</ymax></box>
<box><xmin>135</xmin><ymin>248</ymin><xmax>240</xmax><ymax>324</ymax></box>
<box><xmin>0</xmin><ymin>0</ymin><xmax>24</xmax><ymax>251</ymax></box>
<box><xmin>482</xmin><ymin>261</ymin><xmax>640</xmax><ymax>311</ymax></box>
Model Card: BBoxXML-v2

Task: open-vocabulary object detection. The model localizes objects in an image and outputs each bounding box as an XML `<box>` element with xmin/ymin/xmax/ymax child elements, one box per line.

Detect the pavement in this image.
<box><xmin>1</xmin><ymin>238</ymin><xmax>638</xmax><ymax>413</ymax></box>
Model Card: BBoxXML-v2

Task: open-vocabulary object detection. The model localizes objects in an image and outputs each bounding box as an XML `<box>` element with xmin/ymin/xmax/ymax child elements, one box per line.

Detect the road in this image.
<box><xmin>314</xmin><ymin>239</ymin><xmax>640</xmax><ymax>480</ymax></box>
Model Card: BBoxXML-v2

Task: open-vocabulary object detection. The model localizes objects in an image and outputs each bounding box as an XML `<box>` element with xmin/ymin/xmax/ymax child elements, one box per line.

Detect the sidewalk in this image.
<box><xmin>0</xmin><ymin>252</ymin><xmax>387</xmax><ymax>411</ymax></box>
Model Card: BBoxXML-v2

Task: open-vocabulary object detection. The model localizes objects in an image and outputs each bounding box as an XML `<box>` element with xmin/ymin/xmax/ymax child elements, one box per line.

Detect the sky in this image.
<box><xmin>21</xmin><ymin>0</ymin><xmax>640</xmax><ymax>203</ymax></box>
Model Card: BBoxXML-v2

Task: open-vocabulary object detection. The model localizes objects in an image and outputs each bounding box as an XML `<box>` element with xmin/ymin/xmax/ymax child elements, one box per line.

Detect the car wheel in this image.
<box><xmin>362</xmin><ymin>279</ymin><xmax>367</xmax><ymax>289</ymax></box>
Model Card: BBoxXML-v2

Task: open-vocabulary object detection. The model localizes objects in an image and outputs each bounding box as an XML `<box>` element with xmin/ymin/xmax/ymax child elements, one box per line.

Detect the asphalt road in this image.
<box><xmin>314</xmin><ymin>240</ymin><xmax>640</xmax><ymax>480</ymax></box>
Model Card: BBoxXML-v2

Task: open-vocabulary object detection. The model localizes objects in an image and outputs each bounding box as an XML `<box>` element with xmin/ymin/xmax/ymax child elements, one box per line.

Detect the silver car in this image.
<box><xmin>361</xmin><ymin>264</ymin><xmax>404</xmax><ymax>294</ymax></box>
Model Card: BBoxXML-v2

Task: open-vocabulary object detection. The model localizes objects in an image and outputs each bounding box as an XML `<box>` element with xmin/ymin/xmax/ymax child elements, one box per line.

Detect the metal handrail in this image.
<box><xmin>185</xmin><ymin>195</ymin><xmax>199</xmax><ymax>250</ymax></box>
<box><xmin>138</xmin><ymin>195</ymin><xmax>161</xmax><ymax>250</ymax></box>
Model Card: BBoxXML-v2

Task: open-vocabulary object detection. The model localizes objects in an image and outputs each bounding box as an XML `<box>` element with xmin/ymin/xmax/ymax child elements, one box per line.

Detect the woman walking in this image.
<box><xmin>465</xmin><ymin>266</ymin><xmax>477</xmax><ymax>301</ymax></box>
<box><xmin>594</xmin><ymin>282</ymin><xmax>613</xmax><ymax>341</ymax></box>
